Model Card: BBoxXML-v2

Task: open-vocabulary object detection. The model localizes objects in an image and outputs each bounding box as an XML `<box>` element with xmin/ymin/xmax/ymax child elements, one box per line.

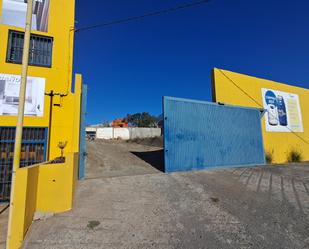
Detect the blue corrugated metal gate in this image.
<box><xmin>163</xmin><ymin>97</ymin><xmax>265</xmax><ymax>173</ymax></box>
<box><xmin>79</xmin><ymin>84</ymin><xmax>87</xmax><ymax>180</ymax></box>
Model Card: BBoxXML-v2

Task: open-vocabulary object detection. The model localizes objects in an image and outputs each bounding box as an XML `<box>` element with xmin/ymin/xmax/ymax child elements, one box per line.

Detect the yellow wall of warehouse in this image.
<box><xmin>0</xmin><ymin>0</ymin><xmax>83</xmax><ymax>248</ymax></box>
<box><xmin>48</xmin><ymin>74</ymin><xmax>82</xmax><ymax>159</ymax></box>
<box><xmin>2</xmin><ymin>70</ymin><xmax>82</xmax><ymax>248</ymax></box>
<box><xmin>212</xmin><ymin>68</ymin><xmax>309</xmax><ymax>163</ymax></box>
<box><xmin>6</xmin><ymin>75</ymin><xmax>82</xmax><ymax>248</ymax></box>
<box><xmin>0</xmin><ymin>0</ymin><xmax>79</xmax><ymax>160</ymax></box>
<box><xmin>7</xmin><ymin>153</ymin><xmax>79</xmax><ymax>249</ymax></box>
<box><xmin>36</xmin><ymin>153</ymin><xmax>79</xmax><ymax>212</ymax></box>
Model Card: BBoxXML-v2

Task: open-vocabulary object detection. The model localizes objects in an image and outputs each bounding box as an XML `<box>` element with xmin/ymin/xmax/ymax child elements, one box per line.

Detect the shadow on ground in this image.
<box><xmin>131</xmin><ymin>150</ymin><xmax>165</xmax><ymax>172</ymax></box>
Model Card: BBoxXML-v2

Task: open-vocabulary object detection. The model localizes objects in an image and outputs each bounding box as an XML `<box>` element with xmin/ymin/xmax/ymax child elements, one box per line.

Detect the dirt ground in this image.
<box><xmin>20</xmin><ymin>139</ymin><xmax>309</xmax><ymax>249</ymax></box>
<box><xmin>85</xmin><ymin>138</ymin><xmax>164</xmax><ymax>179</ymax></box>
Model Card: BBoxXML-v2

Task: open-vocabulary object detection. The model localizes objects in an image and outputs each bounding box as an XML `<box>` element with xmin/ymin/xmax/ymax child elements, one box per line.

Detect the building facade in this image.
<box><xmin>212</xmin><ymin>68</ymin><xmax>309</xmax><ymax>163</ymax></box>
<box><xmin>0</xmin><ymin>0</ymin><xmax>83</xmax><ymax>201</ymax></box>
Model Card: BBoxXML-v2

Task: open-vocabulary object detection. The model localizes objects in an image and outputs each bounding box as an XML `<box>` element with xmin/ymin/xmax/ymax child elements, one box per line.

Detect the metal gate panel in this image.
<box><xmin>0</xmin><ymin>127</ymin><xmax>47</xmax><ymax>201</ymax></box>
<box><xmin>79</xmin><ymin>84</ymin><xmax>87</xmax><ymax>180</ymax></box>
<box><xmin>163</xmin><ymin>97</ymin><xmax>265</xmax><ymax>173</ymax></box>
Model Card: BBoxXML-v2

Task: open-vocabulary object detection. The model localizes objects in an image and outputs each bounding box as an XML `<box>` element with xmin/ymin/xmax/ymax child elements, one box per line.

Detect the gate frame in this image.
<box><xmin>78</xmin><ymin>84</ymin><xmax>87</xmax><ymax>180</ymax></box>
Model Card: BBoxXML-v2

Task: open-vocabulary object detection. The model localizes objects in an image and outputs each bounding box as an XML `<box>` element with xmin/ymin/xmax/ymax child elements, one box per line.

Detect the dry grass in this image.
<box><xmin>287</xmin><ymin>148</ymin><xmax>303</xmax><ymax>163</ymax></box>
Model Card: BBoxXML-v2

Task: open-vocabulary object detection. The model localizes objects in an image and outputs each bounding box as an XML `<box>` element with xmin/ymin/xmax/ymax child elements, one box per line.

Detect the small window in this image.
<box><xmin>7</xmin><ymin>30</ymin><xmax>53</xmax><ymax>68</ymax></box>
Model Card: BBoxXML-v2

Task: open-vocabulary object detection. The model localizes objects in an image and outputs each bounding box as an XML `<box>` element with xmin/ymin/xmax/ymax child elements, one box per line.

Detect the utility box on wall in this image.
<box><xmin>163</xmin><ymin>96</ymin><xmax>265</xmax><ymax>173</ymax></box>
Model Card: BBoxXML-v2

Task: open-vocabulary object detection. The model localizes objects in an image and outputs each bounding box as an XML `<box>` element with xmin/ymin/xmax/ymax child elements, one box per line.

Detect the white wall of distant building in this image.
<box><xmin>87</xmin><ymin>127</ymin><xmax>161</xmax><ymax>140</ymax></box>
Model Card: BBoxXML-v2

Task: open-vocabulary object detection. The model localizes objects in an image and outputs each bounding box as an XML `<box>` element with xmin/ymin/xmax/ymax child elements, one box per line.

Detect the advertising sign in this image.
<box><xmin>0</xmin><ymin>73</ymin><xmax>45</xmax><ymax>117</ymax></box>
<box><xmin>262</xmin><ymin>88</ymin><xmax>303</xmax><ymax>132</ymax></box>
<box><xmin>1</xmin><ymin>0</ymin><xmax>50</xmax><ymax>32</ymax></box>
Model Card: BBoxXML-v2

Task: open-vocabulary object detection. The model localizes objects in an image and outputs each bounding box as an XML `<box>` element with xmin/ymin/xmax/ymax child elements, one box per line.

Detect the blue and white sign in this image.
<box><xmin>262</xmin><ymin>88</ymin><xmax>303</xmax><ymax>133</ymax></box>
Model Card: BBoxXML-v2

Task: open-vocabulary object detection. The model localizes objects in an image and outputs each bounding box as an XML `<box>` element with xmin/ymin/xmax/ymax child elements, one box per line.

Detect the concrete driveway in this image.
<box><xmin>22</xmin><ymin>140</ymin><xmax>309</xmax><ymax>249</ymax></box>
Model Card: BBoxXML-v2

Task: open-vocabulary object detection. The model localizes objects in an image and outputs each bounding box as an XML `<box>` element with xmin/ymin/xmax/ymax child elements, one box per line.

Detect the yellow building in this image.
<box><xmin>212</xmin><ymin>68</ymin><xmax>309</xmax><ymax>163</ymax></box>
<box><xmin>0</xmin><ymin>1</ymin><xmax>84</xmax><ymax>248</ymax></box>
<box><xmin>0</xmin><ymin>0</ymin><xmax>82</xmax><ymax>192</ymax></box>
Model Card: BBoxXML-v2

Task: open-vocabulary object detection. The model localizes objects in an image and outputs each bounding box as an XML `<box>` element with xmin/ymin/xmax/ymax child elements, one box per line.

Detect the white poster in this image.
<box><xmin>262</xmin><ymin>88</ymin><xmax>303</xmax><ymax>132</ymax></box>
<box><xmin>0</xmin><ymin>73</ymin><xmax>45</xmax><ymax>117</ymax></box>
<box><xmin>1</xmin><ymin>0</ymin><xmax>50</xmax><ymax>32</ymax></box>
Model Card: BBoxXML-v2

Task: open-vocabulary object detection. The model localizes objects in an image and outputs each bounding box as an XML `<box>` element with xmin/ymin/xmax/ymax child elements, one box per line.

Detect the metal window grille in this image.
<box><xmin>0</xmin><ymin>127</ymin><xmax>48</xmax><ymax>202</ymax></box>
<box><xmin>7</xmin><ymin>30</ymin><xmax>53</xmax><ymax>67</ymax></box>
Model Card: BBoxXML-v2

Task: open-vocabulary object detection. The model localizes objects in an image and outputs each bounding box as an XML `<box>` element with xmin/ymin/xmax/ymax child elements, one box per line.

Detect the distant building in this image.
<box><xmin>112</xmin><ymin>118</ymin><xmax>129</xmax><ymax>128</ymax></box>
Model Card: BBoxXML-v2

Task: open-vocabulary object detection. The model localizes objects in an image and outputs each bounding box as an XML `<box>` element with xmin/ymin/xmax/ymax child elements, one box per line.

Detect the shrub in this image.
<box><xmin>287</xmin><ymin>148</ymin><xmax>303</xmax><ymax>163</ymax></box>
<box><xmin>265</xmin><ymin>150</ymin><xmax>274</xmax><ymax>164</ymax></box>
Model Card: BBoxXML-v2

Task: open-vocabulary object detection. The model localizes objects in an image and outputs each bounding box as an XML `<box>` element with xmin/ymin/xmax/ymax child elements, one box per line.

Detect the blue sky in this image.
<box><xmin>74</xmin><ymin>0</ymin><xmax>309</xmax><ymax>124</ymax></box>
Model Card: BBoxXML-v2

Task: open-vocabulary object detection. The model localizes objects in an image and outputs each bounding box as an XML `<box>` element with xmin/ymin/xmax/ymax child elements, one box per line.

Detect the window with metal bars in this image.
<box><xmin>0</xmin><ymin>127</ymin><xmax>48</xmax><ymax>202</ymax></box>
<box><xmin>6</xmin><ymin>30</ymin><xmax>53</xmax><ymax>68</ymax></box>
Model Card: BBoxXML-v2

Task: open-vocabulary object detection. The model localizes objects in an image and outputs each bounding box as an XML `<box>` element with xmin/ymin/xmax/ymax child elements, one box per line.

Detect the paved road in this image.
<box><xmin>23</xmin><ymin>140</ymin><xmax>309</xmax><ymax>249</ymax></box>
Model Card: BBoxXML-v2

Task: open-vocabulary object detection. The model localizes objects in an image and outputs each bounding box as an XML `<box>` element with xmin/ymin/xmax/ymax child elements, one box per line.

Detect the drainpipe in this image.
<box><xmin>7</xmin><ymin>0</ymin><xmax>34</xmax><ymax>247</ymax></box>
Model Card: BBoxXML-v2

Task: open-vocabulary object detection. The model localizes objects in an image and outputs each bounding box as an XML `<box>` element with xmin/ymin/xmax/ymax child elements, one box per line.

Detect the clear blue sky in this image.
<box><xmin>74</xmin><ymin>0</ymin><xmax>309</xmax><ymax>124</ymax></box>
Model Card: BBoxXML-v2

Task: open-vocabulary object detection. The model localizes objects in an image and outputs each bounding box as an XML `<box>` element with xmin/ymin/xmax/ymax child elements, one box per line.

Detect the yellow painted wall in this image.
<box><xmin>7</xmin><ymin>153</ymin><xmax>79</xmax><ymax>249</ymax></box>
<box><xmin>36</xmin><ymin>152</ymin><xmax>79</xmax><ymax>212</ymax></box>
<box><xmin>1</xmin><ymin>0</ymin><xmax>84</xmax><ymax>248</ymax></box>
<box><xmin>7</xmin><ymin>167</ymin><xmax>39</xmax><ymax>249</ymax></box>
<box><xmin>212</xmin><ymin>68</ymin><xmax>309</xmax><ymax>163</ymax></box>
<box><xmin>6</xmin><ymin>78</ymin><xmax>82</xmax><ymax>248</ymax></box>
<box><xmin>0</xmin><ymin>0</ymin><xmax>79</xmax><ymax>160</ymax></box>
<box><xmin>48</xmin><ymin>75</ymin><xmax>82</xmax><ymax>159</ymax></box>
